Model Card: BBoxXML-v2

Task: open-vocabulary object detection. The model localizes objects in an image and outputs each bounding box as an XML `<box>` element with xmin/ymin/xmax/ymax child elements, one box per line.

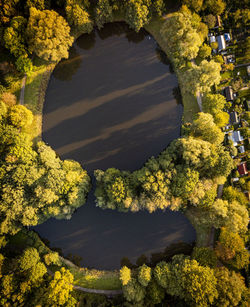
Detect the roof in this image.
<box><xmin>229</xmin><ymin>112</ymin><xmax>239</xmax><ymax>124</ymax></box>
<box><xmin>224</xmin><ymin>33</ymin><xmax>231</xmax><ymax>42</ymax></box>
<box><xmin>233</xmin><ymin>131</ymin><xmax>243</xmax><ymax>142</ymax></box>
<box><xmin>216</xmin><ymin>35</ymin><xmax>226</xmax><ymax>51</ymax></box>
<box><xmin>228</xmin><ymin>131</ymin><xmax>244</xmax><ymax>145</ymax></box>
<box><xmin>238</xmin><ymin>145</ymin><xmax>245</xmax><ymax>153</ymax></box>
<box><xmin>210</xmin><ymin>36</ymin><xmax>216</xmax><ymax>43</ymax></box>
<box><xmin>225</xmin><ymin>86</ymin><xmax>234</xmax><ymax>101</ymax></box>
<box><xmin>237</xmin><ymin>162</ymin><xmax>248</xmax><ymax>176</ymax></box>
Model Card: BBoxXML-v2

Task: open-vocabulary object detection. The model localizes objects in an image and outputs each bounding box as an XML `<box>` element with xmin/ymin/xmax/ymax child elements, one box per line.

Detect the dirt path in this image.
<box><xmin>73</xmin><ymin>285</ymin><xmax>122</xmax><ymax>297</ymax></box>
<box><xmin>19</xmin><ymin>74</ymin><xmax>27</xmax><ymax>105</ymax></box>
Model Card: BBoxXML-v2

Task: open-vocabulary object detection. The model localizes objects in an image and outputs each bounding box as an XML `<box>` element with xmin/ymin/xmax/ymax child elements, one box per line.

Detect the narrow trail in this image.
<box><xmin>19</xmin><ymin>74</ymin><xmax>27</xmax><ymax>105</ymax></box>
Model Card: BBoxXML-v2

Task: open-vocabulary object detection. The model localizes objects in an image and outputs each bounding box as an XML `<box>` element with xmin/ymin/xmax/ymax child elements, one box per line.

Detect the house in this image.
<box><xmin>224</xmin><ymin>33</ymin><xmax>231</xmax><ymax>42</ymax></box>
<box><xmin>216</xmin><ymin>35</ymin><xmax>226</xmax><ymax>51</ymax></box>
<box><xmin>228</xmin><ymin>131</ymin><xmax>244</xmax><ymax>146</ymax></box>
<box><xmin>230</xmin><ymin>111</ymin><xmax>239</xmax><ymax>125</ymax></box>
<box><xmin>238</xmin><ymin>145</ymin><xmax>245</xmax><ymax>154</ymax></box>
<box><xmin>209</xmin><ymin>35</ymin><xmax>216</xmax><ymax>44</ymax></box>
<box><xmin>237</xmin><ymin>162</ymin><xmax>248</xmax><ymax>176</ymax></box>
<box><xmin>224</xmin><ymin>86</ymin><xmax>234</xmax><ymax>101</ymax></box>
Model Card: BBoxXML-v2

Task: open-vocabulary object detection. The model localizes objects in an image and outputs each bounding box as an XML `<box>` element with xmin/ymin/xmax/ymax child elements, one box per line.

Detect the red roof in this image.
<box><xmin>237</xmin><ymin>162</ymin><xmax>248</xmax><ymax>176</ymax></box>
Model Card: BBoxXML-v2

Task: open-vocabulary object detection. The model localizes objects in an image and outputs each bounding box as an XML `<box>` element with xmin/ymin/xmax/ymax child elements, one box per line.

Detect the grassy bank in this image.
<box><xmin>185</xmin><ymin>207</ymin><xmax>212</xmax><ymax>247</ymax></box>
<box><xmin>67</xmin><ymin>266</ymin><xmax>121</xmax><ymax>290</ymax></box>
<box><xmin>24</xmin><ymin>59</ymin><xmax>55</xmax><ymax>141</ymax></box>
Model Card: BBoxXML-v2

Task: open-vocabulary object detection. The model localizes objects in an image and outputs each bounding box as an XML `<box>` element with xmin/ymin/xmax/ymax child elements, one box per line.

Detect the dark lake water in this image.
<box><xmin>35</xmin><ymin>23</ymin><xmax>195</xmax><ymax>270</ymax></box>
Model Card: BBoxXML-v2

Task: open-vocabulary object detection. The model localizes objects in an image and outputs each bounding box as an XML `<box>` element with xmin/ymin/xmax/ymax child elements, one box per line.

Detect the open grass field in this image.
<box><xmin>68</xmin><ymin>267</ymin><xmax>121</xmax><ymax>290</ymax></box>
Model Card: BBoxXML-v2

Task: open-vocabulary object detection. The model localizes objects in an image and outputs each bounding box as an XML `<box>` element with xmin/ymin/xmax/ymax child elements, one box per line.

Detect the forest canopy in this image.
<box><xmin>0</xmin><ymin>101</ymin><xmax>91</xmax><ymax>235</ymax></box>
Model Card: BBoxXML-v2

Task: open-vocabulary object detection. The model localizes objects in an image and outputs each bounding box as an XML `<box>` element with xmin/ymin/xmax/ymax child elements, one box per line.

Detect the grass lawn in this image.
<box><xmin>24</xmin><ymin>60</ymin><xmax>55</xmax><ymax>141</ymax></box>
<box><xmin>185</xmin><ymin>207</ymin><xmax>212</xmax><ymax>247</ymax></box>
<box><xmin>68</xmin><ymin>267</ymin><xmax>121</xmax><ymax>290</ymax></box>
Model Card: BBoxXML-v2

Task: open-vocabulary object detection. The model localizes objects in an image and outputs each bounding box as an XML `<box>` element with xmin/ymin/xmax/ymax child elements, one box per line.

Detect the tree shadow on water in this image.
<box><xmin>53</xmin><ymin>46</ymin><xmax>82</xmax><ymax>81</ymax></box>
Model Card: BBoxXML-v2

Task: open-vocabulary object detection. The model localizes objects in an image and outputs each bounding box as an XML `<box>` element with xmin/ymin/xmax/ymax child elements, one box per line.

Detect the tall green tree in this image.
<box><xmin>214</xmin><ymin>267</ymin><xmax>247</xmax><ymax>307</ymax></box>
<box><xmin>191</xmin><ymin>112</ymin><xmax>224</xmax><ymax>145</ymax></box>
<box><xmin>65</xmin><ymin>0</ymin><xmax>93</xmax><ymax>33</ymax></box>
<box><xmin>125</xmin><ymin>0</ymin><xmax>150</xmax><ymax>32</ymax></box>
<box><xmin>183</xmin><ymin>60</ymin><xmax>221</xmax><ymax>93</ymax></box>
<box><xmin>26</xmin><ymin>7</ymin><xmax>73</xmax><ymax>62</ymax></box>
<box><xmin>0</xmin><ymin>0</ymin><xmax>20</xmax><ymax>24</ymax></box>
<box><xmin>4</xmin><ymin>16</ymin><xmax>28</xmax><ymax>58</ymax></box>
<box><xmin>95</xmin><ymin>0</ymin><xmax>113</xmax><ymax>29</ymax></box>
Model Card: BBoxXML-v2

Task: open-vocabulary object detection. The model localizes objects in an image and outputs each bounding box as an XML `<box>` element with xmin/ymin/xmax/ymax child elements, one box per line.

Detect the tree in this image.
<box><xmin>0</xmin><ymin>101</ymin><xmax>8</xmax><ymax>120</ymax></box>
<box><xmin>0</xmin><ymin>105</ymin><xmax>91</xmax><ymax>235</ymax></box>
<box><xmin>15</xmin><ymin>56</ymin><xmax>33</xmax><ymax>74</ymax></box>
<box><xmin>137</xmin><ymin>264</ymin><xmax>151</xmax><ymax>287</ymax></box>
<box><xmin>171</xmin><ymin>167</ymin><xmax>199</xmax><ymax>201</ymax></box>
<box><xmin>65</xmin><ymin>0</ymin><xmax>93</xmax><ymax>33</ymax></box>
<box><xmin>213</xmin><ymin>54</ymin><xmax>224</xmax><ymax>64</ymax></box>
<box><xmin>203</xmin><ymin>14</ymin><xmax>216</xmax><ymax>28</ymax></box>
<box><xmin>183</xmin><ymin>0</ymin><xmax>204</xmax><ymax>12</ymax></box>
<box><xmin>222</xmin><ymin>186</ymin><xmax>248</xmax><ymax>207</ymax></box>
<box><xmin>0</xmin><ymin>92</ymin><xmax>17</xmax><ymax>107</ymax></box>
<box><xmin>44</xmin><ymin>252</ymin><xmax>60</xmax><ymax>266</ymax></box>
<box><xmin>198</xmin><ymin>43</ymin><xmax>211</xmax><ymax>59</ymax></box>
<box><xmin>181</xmin><ymin>258</ymin><xmax>218</xmax><ymax>306</ymax></box>
<box><xmin>4</xmin><ymin>16</ymin><xmax>28</xmax><ymax>58</ymax></box>
<box><xmin>26</xmin><ymin>8</ymin><xmax>73</xmax><ymax>62</ymax></box>
<box><xmin>202</xmin><ymin>93</ymin><xmax>226</xmax><ymax>115</ymax></box>
<box><xmin>191</xmin><ymin>112</ymin><xmax>224</xmax><ymax>145</ymax></box>
<box><xmin>95</xmin><ymin>0</ymin><xmax>113</xmax><ymax>29</ymax></box>
<box><xmin>154</xmin><ymin>260</ymin><xmax>183</xmax><ymax>296</ymax></box>
<box><xmin>151</xmin><ymin>0</ymin><xmax>165</xmax><ymax>16</ymax></box>
<box><xmin>8</xmin><ymin>105</ymin><xmax>33</xmax><ymax>128</ymax></box>
<box><xmin>160</xmin><ymin>8</ymin><xmax>203</xmax><ymax>62</ymax></box>
<box><xmin>19</xmin><ymin>247</ymin><xmax>40</xmax><ymax>271</ymax></box>
<box><xmin>123</xmin><ymin>278</ymin><xmax>146</xmax><ymax>303</ymax></box>
<box><xmin>215</xmin><ymin>228</ymin><xmax>249</xmax><ymax>269</ymax></box>
<box><xmin>120</xmin><ymin>266</ymin><xmax>131</xmax><ymax>286</ymax></box>
<box><xmin>125</xmin><ymin>0</ymin><xmax>149</xmax><ymax>32</ymax></box>
<box><xmin>0</xmin><ymin>0</ymin><xmax>19</xmax><ymax>24</ymax></box>
<box><xmin>204</xmin><ymin>0</ymin><xmax>226</xmax><ymax>15</ymax></box>
<box><xmin>26</xmin><ymin>0</ymin><xmax>49</xmax><ymax>10</ymax></box>
<box><xmin>154</xmin><ymin>256</ymin><xmax>218</xmax><ymax>306</ymax></box>
<box><xmin>214</xmin><ymin>111</ymin><xmax>229</xmax><ymax>127</ymax></box>
<box><xmin>192</xmin><ymin>247</ymin><xmax>217</xmax><ymax>267</ymax></box>
<box><xmin>146</xmin><ymin>279</ymin><xmax>165</xmax><ymax>305</ymax></box>
<box><xmin>45</xmin><ymin>268</ymin><xmax>74</xmax><ymax>306</ymax></box>
<box><xmin>214</xmin><ymin>267</ymin><xmax>246</xmax><ymax>307</ymax></box>
<box><xmin>184</xmin><ymin>60</ymin><xmax>221</xmax><ymax>93</ymax></box>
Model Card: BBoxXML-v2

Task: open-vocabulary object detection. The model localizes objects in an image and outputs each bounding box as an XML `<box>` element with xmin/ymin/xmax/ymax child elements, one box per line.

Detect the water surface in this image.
<box><xmin>35</xmin><ymin>23</ymin><xmax>195</xmax><ymax>270</ymax></box>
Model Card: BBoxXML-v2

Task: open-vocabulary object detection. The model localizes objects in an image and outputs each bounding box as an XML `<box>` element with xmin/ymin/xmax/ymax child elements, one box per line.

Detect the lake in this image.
<box><xmin>35</xmin><ymin>23</ymin><xmax>195</xmax><ymax>270</ymax></box>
